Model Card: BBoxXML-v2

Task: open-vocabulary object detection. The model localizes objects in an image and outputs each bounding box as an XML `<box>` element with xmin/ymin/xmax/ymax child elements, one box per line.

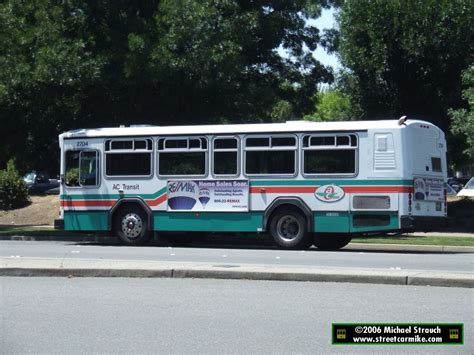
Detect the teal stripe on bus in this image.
<box><xmin>250</xmin><ymin>179</ymin><xmax>412</xmax><ymax>186</ymax></box>
<box><xmin>64</xmin><ymin>210</ymin><xmax>109</xmax><ymax>231</ymax></box>
<box><xmin>154</xmin><ymin>212</ymin><xmax>263</xmax><ymax>232</ymax></box>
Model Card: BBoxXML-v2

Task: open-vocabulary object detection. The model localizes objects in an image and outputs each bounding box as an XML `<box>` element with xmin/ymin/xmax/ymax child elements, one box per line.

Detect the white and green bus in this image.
<box><xmin>55</xmin><ymin>118</ymin><xmax>448</xmax><ymax>249</ymax></box>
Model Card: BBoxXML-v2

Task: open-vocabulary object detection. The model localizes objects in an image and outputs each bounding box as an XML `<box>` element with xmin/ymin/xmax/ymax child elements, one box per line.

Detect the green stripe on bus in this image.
<box><xmin>314</xmin><ymin>212</ymin><xmax>351</xmax><ymax>233</ymax></box>
<box><xmin>153</xmin><ymin>212</ymin><xmax>264</xmax><ymax>232</ymax></box>
<box><xmin>251</xmin><ymin>179</ymin><xmax>412</xmax><ymax>187</ymax></box>
<box><xmin>64</xmin><ymin>211</ymin><xmax>109</xmax><ymax>231</ymax></box>
<box><xmin>313</xmin><ymin>211</ymin><xmax>399</xmax><ymax>233</ymax></box>
<box><xmin>350</xmin><ymin>212</ymin><xmax>399</xmax><ymax>233</ymax></box>
<box><xmin>60</xmin><ymin>187</ymin><xmax>167</xmax><ymax>200</ymax></box>
<box><xmin>62</xmin><ymin>209</ymin><xmax>400</xmax><ymax>234</ymax></box>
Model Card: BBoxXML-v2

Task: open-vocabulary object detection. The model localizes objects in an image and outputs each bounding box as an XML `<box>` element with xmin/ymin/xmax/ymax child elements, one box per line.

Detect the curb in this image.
<box><xmin>1</xmin><ymin>258</ymin><xmax>472</xmax><ymax>288</ymax></box>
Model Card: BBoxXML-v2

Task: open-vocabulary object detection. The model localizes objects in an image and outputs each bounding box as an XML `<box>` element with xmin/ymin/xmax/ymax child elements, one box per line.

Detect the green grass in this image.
<box><xmin>352</xmin><ymin>235</ymin><xmax>474</xmax><ymax>247</ymax></box>
<box><xmin>0</xmin><ymin>226</ymin><xmax>92</xmax><ymax>237</ymax></box>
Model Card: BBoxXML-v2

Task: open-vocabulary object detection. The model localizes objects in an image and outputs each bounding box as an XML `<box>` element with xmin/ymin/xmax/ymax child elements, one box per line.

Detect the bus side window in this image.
<box><xmin>79</xmin><ymin>151</ymin><xmax>98</xmax><ymax>186</ymax></box>
<box><xmin>213</xmin><ymin>137</ymin><xmax>239</xmax><ymax>176</ymax></box>
<box><xmin>65</xmin><ymin>150</ymin><xmax>99</xmax><ymax>187</ymax></box>
<box><xmin>158</xmin><ymin>137</ymin><xmax>207</xmax><ymax>176</ymax></box>
<box><xmin>303</xmin><ymin>134</ymin><xmax>357</xmax><ymax>175</ymax></box>
<box><xmin>244</xmin><ymin>135</ymin><xmax>297</xmax><ymax>176</ymax></box>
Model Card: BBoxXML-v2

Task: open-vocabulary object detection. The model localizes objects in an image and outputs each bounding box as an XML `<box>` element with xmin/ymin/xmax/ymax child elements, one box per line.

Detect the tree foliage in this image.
<box><xmin>0</xmin><ymin>0</ymin><xmax>333</xmax><ymax>173</ymax></box>
<box><xmin>332</xmin><ymin>0</ymin><xmax>474</xmax><ymax>128</ymax></box>
<box><xmin>304</xmin><ymin>89</ymin><xmax>361</xmax><ymax>121</ymax></box>
<box><xmin>449</xmin><ymin>65</ymin><xmax>474</xmax><ymax>167</ymax></box>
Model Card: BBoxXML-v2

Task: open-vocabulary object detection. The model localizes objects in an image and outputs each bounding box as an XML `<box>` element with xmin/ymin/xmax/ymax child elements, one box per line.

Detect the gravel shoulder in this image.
<box><xmin>0</xmin><ymin>195</ymin><xmax>59</xmax><ymax>226</ymax></box>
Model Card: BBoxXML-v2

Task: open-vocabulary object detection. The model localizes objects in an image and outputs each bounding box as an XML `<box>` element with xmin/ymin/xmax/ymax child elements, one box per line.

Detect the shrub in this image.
<box><xmin>65</xmin><ymin>168</ymin><xmax>79</xmax><ymax>186</ymax></box>
<box><xmin>0</xmin><ymin>160</ymin><xmax>30</xmax><ymax>210</ymax></box>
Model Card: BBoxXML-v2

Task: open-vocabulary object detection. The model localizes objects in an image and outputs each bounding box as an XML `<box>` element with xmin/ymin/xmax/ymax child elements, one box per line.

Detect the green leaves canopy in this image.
<box><xmin>334</xmin><ymin>0</ymin><xmax>474</xmax><ymax>127</ymax></box>
<box><xmin>0</xmin><ymin>0</ymin><xmax>332</xmax><ymax>173</ymax></box>
<box><xmin>449</xmin><ymin>65</ymin><xmax>474</xmax><ymax>167</ymax></box>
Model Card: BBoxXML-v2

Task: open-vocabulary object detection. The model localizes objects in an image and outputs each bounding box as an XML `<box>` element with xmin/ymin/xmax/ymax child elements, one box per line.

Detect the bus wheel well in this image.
<box><xmin>109</xmin><ymin>198</ymin><xmax>152</xmax><ymax>231</ymax></box>
<box><xmin>264</xmin><ymin>199</ymin><xmax>312</xmax><ymax>233</ymax></box>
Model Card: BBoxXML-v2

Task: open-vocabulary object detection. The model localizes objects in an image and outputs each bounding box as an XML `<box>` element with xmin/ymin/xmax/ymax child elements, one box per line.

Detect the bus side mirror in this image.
<box><xmin>60</xmin><ymin>174</ymin><xmax>65</xmax><ymax>185</ymax></box>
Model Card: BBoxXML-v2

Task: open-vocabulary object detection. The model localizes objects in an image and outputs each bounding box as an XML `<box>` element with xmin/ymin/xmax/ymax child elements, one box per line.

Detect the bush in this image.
<box><xmin>0</xmin><ymin>160</ymin><xmax>30</xmax><ymax>210</ymax></box>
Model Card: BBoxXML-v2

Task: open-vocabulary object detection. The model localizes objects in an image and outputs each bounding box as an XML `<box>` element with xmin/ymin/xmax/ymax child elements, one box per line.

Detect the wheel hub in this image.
<box><xmin>121</xmin><ymin>213</ymin><xmax>143</xmax><ymax>239</ymax></box>
<box><xmin>277</xmin><ymin>215</ymin><xmax>300</xmax><ymax>241</ymax></box>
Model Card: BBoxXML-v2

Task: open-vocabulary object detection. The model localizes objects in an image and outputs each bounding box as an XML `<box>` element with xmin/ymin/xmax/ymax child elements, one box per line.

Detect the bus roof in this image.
<box><xmin>60</xmin><ymin>119</ymin><xmax>436</xmax><ymax>139</ymax></box>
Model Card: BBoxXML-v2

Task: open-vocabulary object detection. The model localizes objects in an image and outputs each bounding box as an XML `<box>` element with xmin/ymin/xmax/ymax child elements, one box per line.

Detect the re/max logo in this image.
<box><xmin>168</xmin><ymin>181</ymin><xmax>196</xmax><ymax>193</ymax></box>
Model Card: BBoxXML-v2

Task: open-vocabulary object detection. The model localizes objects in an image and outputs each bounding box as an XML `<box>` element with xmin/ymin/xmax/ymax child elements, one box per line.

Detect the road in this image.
<box><xmin>0</xmin><ymin>240</ymin><xmax>473</xmax><ymax>274</ymax></box>
<box><xmin>1</xmin><ymin>277</ymin><xmax>472</xmax><ymax>354</ymax></box>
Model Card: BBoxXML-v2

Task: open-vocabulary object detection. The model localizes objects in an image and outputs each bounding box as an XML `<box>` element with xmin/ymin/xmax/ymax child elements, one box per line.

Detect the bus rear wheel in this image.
<box><xmin>114</xmin><ymin>206</ymin><xmax>151</xmax><ymax>245</ymax></box>
<box><xmin>269</xmin><ymin>207</ymin><xmax>311</xmax><ymax>249</ymax></box>
<box><xmin>313</xmin><ymin>235</ymin><xmax>351</xmax><ymax>250</ymax></box>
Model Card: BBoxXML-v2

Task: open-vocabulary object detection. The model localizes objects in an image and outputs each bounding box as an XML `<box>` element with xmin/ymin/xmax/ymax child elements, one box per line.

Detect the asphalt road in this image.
<box><xmin>0</xmin><ymin>240</ymin><xmax>473</xmax><ymax>273</ymax></box>
<box><xmin>1</xmin><ymin>277</ymin><xmax>472</xmax><ymax>354</ymax></box>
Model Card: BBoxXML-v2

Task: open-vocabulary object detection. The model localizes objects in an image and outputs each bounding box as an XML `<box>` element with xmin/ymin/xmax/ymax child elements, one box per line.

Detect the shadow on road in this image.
<box><xmin>65</xmin><ymin>233</ymin><xmax>467</xmax><ymax>255</ymax></box>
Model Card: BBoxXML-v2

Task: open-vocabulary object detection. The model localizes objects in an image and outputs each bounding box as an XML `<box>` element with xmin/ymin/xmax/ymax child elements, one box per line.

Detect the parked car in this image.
<box><xmin>23</xmin><ymin>171</ymin><xmax>60</xmax><ymax>195</ymax></box>
<box><xmin>446</xmin><ymin>183</ymin><xmax>458</xmax><ymax>196</ymax></box>
<box><xmin>447</xmin><ymin>177</ymin><xmax>463</xmax><ymax>192</ymax></box>
<box><xmin>457</xmin><ymin>177</ymin><xmax>474</xmax><ymax>197</ymax></box>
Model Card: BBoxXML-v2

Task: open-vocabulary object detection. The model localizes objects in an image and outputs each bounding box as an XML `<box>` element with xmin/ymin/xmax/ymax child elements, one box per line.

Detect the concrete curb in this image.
<box><xmin>1</xmin><ymin>258</ymin><xmax>472</xmax><ymax>288</ymax></box>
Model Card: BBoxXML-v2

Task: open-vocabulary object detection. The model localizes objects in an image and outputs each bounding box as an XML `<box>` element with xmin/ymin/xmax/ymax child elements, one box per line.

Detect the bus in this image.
<box><xmin>55</xmin><ymin>118</ymin><xmax>448</xmax><ymax>249</ymax></box>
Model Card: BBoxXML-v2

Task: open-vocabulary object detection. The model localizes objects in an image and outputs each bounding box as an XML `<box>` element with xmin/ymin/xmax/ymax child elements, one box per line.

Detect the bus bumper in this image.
<box><xmin>400</xmin><ymin>215</ymin><xmax>449</xmax><ymax>232</ymax></box>
<box><xmin>54</xmin><ymin>218</ymin><xmax>64</xmax><ymax>230</ymax></box>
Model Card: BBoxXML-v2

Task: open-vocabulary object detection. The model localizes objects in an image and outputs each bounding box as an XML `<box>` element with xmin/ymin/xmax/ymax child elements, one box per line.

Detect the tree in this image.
<box><xmin>304</xmin><ymin>89</ymin><xmax>361</xmax><ymax>121</ymax></box>
<box><xmin>330</xmin><ymin>0</ymin><xmax>474</xmax><ymax>129</ymax></box>
<box><xmin>0</xmin><ymin>0</ymin><xmax>333</xmax><ymax>173</ymax></box>
<box><xmin>449</xmin><ymin>65</ymin><xmax>474</xmax><ymax>169</ymax></box>
<box><xmin>0</xmin><ymin>0</ymin><xmax>103</xmax><ymax>173</ymax></box>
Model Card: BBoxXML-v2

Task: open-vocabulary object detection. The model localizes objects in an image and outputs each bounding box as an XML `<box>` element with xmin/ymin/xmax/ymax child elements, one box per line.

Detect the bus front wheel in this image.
<box><xmin>313</xmin><ymin>235</ymin><xmax>351</xmax><ymax>250</ymax></box>
<box><xmin>269</xmin><ymin>207</ymin><xmax>311</xmax><ymax>249</ymax></box>
<box><xmin>114</xmin><ymin>206</ymin><xmax>151</xmax><ymax>245</ymax></box>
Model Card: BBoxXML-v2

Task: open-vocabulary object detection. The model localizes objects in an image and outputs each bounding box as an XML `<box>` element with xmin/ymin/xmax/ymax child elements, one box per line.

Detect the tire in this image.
<box><xmin>269</xmin><ymin>207</ymin><xmax>312</xmax><ymax>249</ymax></box>
<box><xmin>313</xmin><ymin>235</ymin><xmax>352</xmax><ymax>250</ymax></box>
<box><xmin>114</xmin><ymin>206</ymin><xmax>151</xmax><ymax>245</ymax></box>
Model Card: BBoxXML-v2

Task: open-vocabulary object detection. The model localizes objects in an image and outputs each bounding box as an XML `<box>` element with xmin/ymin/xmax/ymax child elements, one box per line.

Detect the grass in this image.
<box><xmin>351</xmin><ymin>235</ymin><xmax>474</xmax><ymax>247</ymax></box>
<box><xmin>0</xmin><ymin>225</ymin><xmax>92</xmax><ymax>237</ymax></box>
<box><xmin>1</xmin><ymin>225</ymin><xmax>473</xmax><ymax>247</ymax></box>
